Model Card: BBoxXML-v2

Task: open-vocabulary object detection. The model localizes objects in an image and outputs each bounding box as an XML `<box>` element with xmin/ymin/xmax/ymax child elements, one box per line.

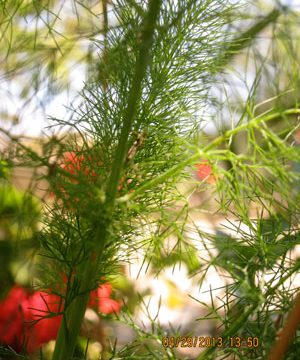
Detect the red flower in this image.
<box><xmin>0</xmin><ymin>286</ymin><xmax>62</xmax><ymax>353</ymax></box>
<box><xmin>21</xmin><ymin>291</ymin><xmax>63</xmax><ymax>353</ymax></box>
<box><xmin>196</xmin><ymin>161</ymin><xmax>216</xmax><ymax>184</ymax></box>
<box><xmin>50</xmin><ymin>151</ymin><xmax>99</xmax><ymax>205</ymax></box>
<box><xmin>89</xmin><ymin>283</ymin><xmax>122</xmax><ymax>314</ymax></box>
<box><xmin>61</xmin><ymin>151</ymin><xmax>97</xmax><ymax>180</ymax></box>
<box><xmin>56</xmin><ymin>151</ymin><xmax>128</xmax><ymax>194</ymax></box>
<box><xmin>0</xmin><ymin>286</ymin><xmax>28</xmax><ymax>352</ymax></box>
<box><xmin>0</xmin><ymin>282</ymin><xmax>121</xmax><ymax>353</ymax></box>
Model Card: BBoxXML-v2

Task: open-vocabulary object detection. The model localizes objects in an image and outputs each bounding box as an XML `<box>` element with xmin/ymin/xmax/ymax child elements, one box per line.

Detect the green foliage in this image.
<box><xmin>0</xmin><ymin>183</ymin><xmax>40</xmax><ymax>295</ymax></box>
<box><xmin>1</xmin><ymin>0</ymin><xmax>300</xmax><ymax>360</ymax></box>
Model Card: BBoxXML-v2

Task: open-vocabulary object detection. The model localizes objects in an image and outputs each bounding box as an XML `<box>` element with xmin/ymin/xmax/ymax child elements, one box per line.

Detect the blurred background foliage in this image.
<box><xmin>0</xmin><ymin>160</ymin><xmax>40</xmax><ymax>296</ymax></box>
<box><xmin>0</xmin><ymin>0</ymin><xmax>106</xmax><ymax>130</ymax></box>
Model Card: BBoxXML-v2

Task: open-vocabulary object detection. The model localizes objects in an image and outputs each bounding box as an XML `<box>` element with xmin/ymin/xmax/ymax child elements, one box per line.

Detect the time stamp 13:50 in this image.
<box><xmin>162</xmin><ymin>336</ymin><xmax>259</xmax><ymax>349</ymax></box>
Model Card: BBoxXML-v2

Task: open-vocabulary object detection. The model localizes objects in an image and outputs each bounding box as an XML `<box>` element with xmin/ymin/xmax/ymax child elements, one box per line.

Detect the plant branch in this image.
<box><xmin>105</xmin><ymin>0</ymin><xmax>162</xmax><ymax>208</ymax></box>
<box><xmin>197</xmin><ymin>302</ymin><xmax>259</xmax><ymax>360</ymax></box>
<box><xmin>221</xmin><ymin>8</ymin><xmax>281</xmax><ymax>66</ymax></box>
<box><xmin>117</xmin><ymin>108</ymin><xmax>300</xmax><ymax>203</ymax></box>
<box><xmin>51</xmin><ymin>1</ymin><xmax>162</xmax><ymax>359</ymax></box>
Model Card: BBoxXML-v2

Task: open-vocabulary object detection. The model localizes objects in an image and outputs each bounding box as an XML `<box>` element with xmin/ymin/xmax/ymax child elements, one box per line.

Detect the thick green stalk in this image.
<box><xmin>51</xmin><ymin>1</ymin><xmax>162</xmax><ymax>359</ymax></box>
<box><xmin>51</xmin><ymin>263</ymin><xmax>95</xmax><ymax>360</ymax></box>
<box><xmin>105</xmin><ymin>0</ymin><xmax>162</xmax><ymax>207</ymax></box>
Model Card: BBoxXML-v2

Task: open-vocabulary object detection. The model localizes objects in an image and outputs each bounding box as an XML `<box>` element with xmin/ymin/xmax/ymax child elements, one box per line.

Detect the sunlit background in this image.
<box><xmin>1</xmin><ymin>1</ymin><xmax>300</xmax><ymax>359</ymax></box>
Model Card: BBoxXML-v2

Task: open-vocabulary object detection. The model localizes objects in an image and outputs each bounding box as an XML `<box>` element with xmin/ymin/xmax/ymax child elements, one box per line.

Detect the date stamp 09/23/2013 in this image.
<box><xmin>162</xmin><ymin>336</ymin><xmax>259</xmax><ymax>349</ymax></box>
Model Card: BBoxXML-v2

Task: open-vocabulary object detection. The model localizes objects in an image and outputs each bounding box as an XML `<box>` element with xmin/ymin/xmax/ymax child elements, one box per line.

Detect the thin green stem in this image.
<box><xmin>204</xmin><ymin>108</ymin><xmax>300</xmax><ymax>151</ymax></box>
<box><xmin>117</xmin><ymin>108</ymin><xmax>300</xmax><ymax>203</ymax></box>
<box><xmin>195</xmin><ymin>227</ymin><xmax>300</xmax><ymax>360</ymax></box>
<box><xmin>196</xmin><ymin>302</ymin><xmax>259</xmax><ymax>360</ymax></box>
<box><xmin>266</xmin><ymin>261</ymin><xmax>300</xmax><ymax>298</ymax></box>
<box><xmin>221</xmin><ymin>8</ymin><xmax>281</xmax><ymax>67</ymax></box>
